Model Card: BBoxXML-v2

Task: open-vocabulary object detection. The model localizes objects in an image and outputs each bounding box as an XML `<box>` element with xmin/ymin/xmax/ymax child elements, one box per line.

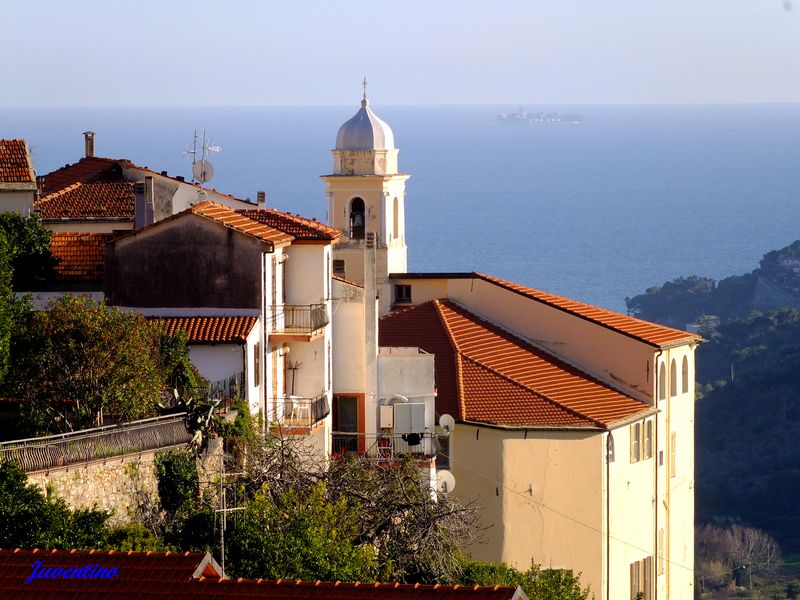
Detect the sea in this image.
<box><xmin>3</xmin><ymin>104</ymin><xmax>800</xmax><ymax>313</ymax></box>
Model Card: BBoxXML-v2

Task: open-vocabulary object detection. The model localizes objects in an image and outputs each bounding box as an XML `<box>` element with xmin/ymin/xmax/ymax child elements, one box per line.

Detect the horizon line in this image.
<box><xmin>3</xmin><ymin>101</ymin><xmax>800</xmax><ymax>109</ymax></box>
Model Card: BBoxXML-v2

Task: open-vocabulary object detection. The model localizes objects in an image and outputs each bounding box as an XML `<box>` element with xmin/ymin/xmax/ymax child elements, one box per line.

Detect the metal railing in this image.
<box><xmin>332</xmin><ymin>431</ymin><xmax>437</xmax><ymax>462</ymax></box>
<box><xmin>272</xmin><ymin>394</ymin><xmax>330</xmax><ymax>428</ymax></box>
<box><xmin>269</xmin><ymin>304</ymin><xmax>328</xmax><ymax>335</ymax></box>
<box><xmin>0</xmin><ymin>414</ymin><xmax>191</xmax><ymax>473</ymax></box>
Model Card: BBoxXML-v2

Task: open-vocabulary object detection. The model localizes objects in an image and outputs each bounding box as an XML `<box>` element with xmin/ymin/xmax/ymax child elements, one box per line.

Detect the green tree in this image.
<box><xmin>459</xmin><ymin>559</ymin><xmax>592</xmax><ymax>600</ymax></box>
<box><xmin>227</xmin><ymin>483</ymin><xmax>377</xmax><ymax>582</ymax></box>
<box><xmin>5</xmin><ymin>296</ymin><xmax>163</xmax><ymax>433</ymax></box>
<box><xmin>0</xmin><ymin>231</ymin><xmax>13</xmax><ymax>383</ymax></box>
<box><xmin>0</xmin><ymin>212</ymin><xmax>56</xmax><ymax>289</ymax></box>
<box><xmin>155</xmin><ymin>448</ymin><xmax>199</xmax><ymax>516</ymax></box>
<box><xmin>0</xmin><ymin>460</ymin><xmax>110</xmax><ymax>550</ymax></box>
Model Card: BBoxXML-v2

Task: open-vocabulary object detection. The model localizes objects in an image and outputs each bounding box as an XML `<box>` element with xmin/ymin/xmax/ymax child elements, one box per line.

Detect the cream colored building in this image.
<box><xmin>320</xmin><ymin>95</ymin><xmax>700</xmax><ymax>600</ymax></box>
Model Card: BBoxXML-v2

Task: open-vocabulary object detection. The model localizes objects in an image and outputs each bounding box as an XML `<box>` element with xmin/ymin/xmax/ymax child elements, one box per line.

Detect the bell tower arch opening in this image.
<box><xmin>350</xmin><ymin>197</ymin><xmax>365</xmax><ymax>240</ymax></box>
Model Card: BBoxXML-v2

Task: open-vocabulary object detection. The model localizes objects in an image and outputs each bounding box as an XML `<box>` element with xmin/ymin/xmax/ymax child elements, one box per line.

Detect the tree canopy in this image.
<box><xmin>3</xmin><ymin>296</ymin><xmax>166</xmax><ymax>433</ymax></box>
<box><xmin>0</xmin><ymin>212</ymin><xmax>56</xmax><ymax>290</ymax></box>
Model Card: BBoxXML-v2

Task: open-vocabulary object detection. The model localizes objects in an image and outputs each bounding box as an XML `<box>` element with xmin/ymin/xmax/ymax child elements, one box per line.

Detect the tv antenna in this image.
<box><xmin>184</xmin><ymin>129</ymin><xmax>220</xmax><ymax>184</ymax></box>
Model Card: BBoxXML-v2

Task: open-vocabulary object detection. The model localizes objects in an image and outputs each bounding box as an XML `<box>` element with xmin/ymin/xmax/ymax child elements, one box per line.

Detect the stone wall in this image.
<box><xmin>26</xmin><ymin>441</ymin><xmax>225</xmax><ymax>525</ymax></box>
<box><xmin>27</xmin><ymin>448</ymin><xmax>165</xmax><ymax>525</ymax></box>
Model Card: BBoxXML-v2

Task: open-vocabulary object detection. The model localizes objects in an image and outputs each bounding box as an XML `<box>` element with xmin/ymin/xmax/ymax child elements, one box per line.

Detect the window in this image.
<box><xmin>682</xmin><ymin>356</ymin><xmax>689</xmax><ymax>394</ymax></box>
<box><xmin>670</xmin><ymin>359</ymin><xmax>677</xmax><ymax>397</ymax></box>
<box><xmin>631</xmin><ymin>420</ymin><xmax>653</xmax><ymax>462</ymax></box>
<box><xmin>644</xmin><ymin>420</ymin><xmax>653</xmax><ymax>459</ymax></box>
<box><xmin>393</xmin><ymin>197</ymin><xmax>399</xmax><ymax>239</ymax></box>
<box><xmin>607</xmin><ymin>433</ymin><xmax>615</xmax><ymax>463</ymax></box>
<box><xmin>349</xmin><ymin>197</ymin><xmax>365</xmax><ymax>239</ymax></box>
<box><xmin>394</xmin><ymin>284</ymin><xmax>412</xmax><ymax>305</ymax></box>
<box><xmin>658</xmin><ymin>363</ymin><xmax>666</xmax><ymax>401</ymax></box>
<box><xmin>630</xmin><ymin>557</ymin><xmax>653</xmax><ymax>600</ymax></box>
<box><xmin>670</xmin><ymin>432</ymin><xmax>677</xmax><ymax>478</ymax></box>
<box><xmin>658</xmin><ymin>529</ymin><xmax>665</xmax><ymax>574</ymax></box>
<box><xmin>333</xmin><ymin>259</ymin><xmax>346</xmax><ymax>277</ymax></box>
<box><xmin>254</xmin><ymin>343</ymin><xmax>261</xmax><ymax>387</ymax></box>
<box><xmin>630</xmin><ymin>422</ymin><xmax>641</xmax><ymax>463</ymax></box>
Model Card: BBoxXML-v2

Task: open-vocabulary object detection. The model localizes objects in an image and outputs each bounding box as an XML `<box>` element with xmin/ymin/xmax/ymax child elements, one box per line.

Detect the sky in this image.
<box><xmin>1</xmin><ymin>0</ymin><xmax>799</xmax><ymax>106</ymax></box>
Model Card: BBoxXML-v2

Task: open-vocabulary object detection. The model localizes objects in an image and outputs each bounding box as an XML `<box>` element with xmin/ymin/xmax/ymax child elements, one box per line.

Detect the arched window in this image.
<box><xmin>349</xmin><ymin>197</ymin><xmax>365</xmax><ymax>239</ymax></box>
<box><xmin>682</xmin><ymin>356</ymin><xmax>689</xmax><ymax>394</ymax></box>
<box><xmin>670</xmin><ymin>359</ymin><xmax>677</xmax><ymax>397</ymax></box>
<box><xmin>658</xmin><ymin>363</ymin><xmax>666</xmax><ymax>401</ymax></box>
<box><xmin>393</xmin><ymin>197</ymin><xmax>399</xmax><ymax>240</ymax></box>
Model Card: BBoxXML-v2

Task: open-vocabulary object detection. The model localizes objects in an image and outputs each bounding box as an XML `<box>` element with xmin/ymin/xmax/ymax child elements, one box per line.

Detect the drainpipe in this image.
<box><xmin>653</xmin><ymin>348</ymin><xmax>662</xmax><ymax>600</ymax></box>
<box><xmin>606</xmin><ymin>430</ymin><xmax>612</xmax><ymax>600</ymax></box>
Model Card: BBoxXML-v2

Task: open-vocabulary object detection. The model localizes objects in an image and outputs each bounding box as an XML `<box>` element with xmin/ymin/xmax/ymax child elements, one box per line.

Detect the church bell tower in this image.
<box><xmin>321</xmin><ymin>80</ymin><xmax>409</xmax><ymax>314</ymax></box>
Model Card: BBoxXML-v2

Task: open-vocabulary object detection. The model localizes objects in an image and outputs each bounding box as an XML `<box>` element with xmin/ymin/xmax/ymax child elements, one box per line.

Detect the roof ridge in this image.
<box><xmin>432</xmin><ymin>299</ymin><xmax>468</xmax><ymax>420</ymax></box>
<box><xmin>37</xmin><ymin>180</ymin><xmax>83</xmax><ymax>203</ymax></box>
<box><xmin>456</xmin><ymin>352</ymin><xmax>604</xmax><ymax>428</ymax></box>
<box><xmin>474</xmin><ymin>272</ymin><xmax>700</xmax><ymax>348</ymax></box>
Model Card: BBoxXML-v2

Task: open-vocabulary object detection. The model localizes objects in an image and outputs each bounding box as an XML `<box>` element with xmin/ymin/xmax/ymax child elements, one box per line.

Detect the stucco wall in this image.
<box><xmin>331</xmin><ymin>279</ymin><xmax>365</xmax><ymax>395</ymax></box>
<box><xmin>0</xmin><ymin>190</ymin><xmax>35</xmax><ymax>214</ymax></box>
<box><xmin>105</xmin><ymin>215</ymin><xmax>266</xmax><ymax>308</ymax></box>
<box><xmin>452</xmin><ymin>424</ymin><xmax>604</xmax><ymax>594</ymax></box>
<box><xmin>285</xmin><ymin>244</ymin><xmax>326</xmax><ymax>305</ymax></box>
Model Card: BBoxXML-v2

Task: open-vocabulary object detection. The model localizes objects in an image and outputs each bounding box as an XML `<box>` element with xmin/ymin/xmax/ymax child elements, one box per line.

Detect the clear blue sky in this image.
<box><xmin>1</xmin><ymin>0</ymin><xmax>798</xmax><ymax>106</ymax></box>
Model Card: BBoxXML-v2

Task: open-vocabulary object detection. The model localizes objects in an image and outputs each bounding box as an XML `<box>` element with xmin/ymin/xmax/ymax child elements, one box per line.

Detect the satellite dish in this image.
<box><xmin>192</xmin><ymin>160</ymin><xmax>214</xmax><ymax>183</ymax></box>
<box><xmin>439</xmin><ymin>414</ymin><xmax>456</xmax><ymax>433</ymax></box>
<box><xmin>196</xmin><ymin>189</ymin><xmax>209</xmax><ymax>203</ymax></box>
<box><xmin>436</xmin><ymin>470</ymin><xmax>456</xmax><ymax>494</ymax></box>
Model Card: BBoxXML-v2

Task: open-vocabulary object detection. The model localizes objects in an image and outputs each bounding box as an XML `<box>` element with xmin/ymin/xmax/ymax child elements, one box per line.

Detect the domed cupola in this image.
<box><xmin>331</xmin><ymin>81</ymin><xmax>399</xmax><ymax>176</ymax></box>
<box><xmin>335</xmin><ymin>97</ymin><xmax>395</xmax><ymax>151</ymax></box>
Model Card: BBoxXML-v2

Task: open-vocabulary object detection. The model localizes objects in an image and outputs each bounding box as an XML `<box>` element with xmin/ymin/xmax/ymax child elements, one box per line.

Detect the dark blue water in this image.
<box><xmin>3</xmin><ymin>105</ymin><xmax>800</xmax><ymax>312</ymax></box>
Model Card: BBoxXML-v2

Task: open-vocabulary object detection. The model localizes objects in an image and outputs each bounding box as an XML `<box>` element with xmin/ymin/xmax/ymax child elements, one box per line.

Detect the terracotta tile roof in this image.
<box><xmin>0</xmin><ymin>549</ymin><xmax>522</xmax><ymax>599</ymax></box>
<box><xmin>0</xmin><ymin>549</ymin><xmax>220</xmax><ymax>593</ymax></box>
<box><xmin>332</xmin><ymin>274</ymin><xmax>363</xmax><ymax>288</ymax></box>
<box><xmin>191</xmin><ymin>202</ymin><xmax>293</xmax><ymax>247</ymax></box>
<box><xmin>50</xmin><ymin>232</ymin><xmax>113</xmax><ymax>281</ymax></box>
<box><xmin>183</xmin><ymin>579</ymin><xmax>524</xmax><ymax>599</ymax></box>
<box><xmin>380</xmin><ymin>300</ymin><xmax>652</xmax><ymax>429</ymax></box>
<box><xmin>238</xmin><ymin>209</ymin><xmax>340</xmax><ymax>242</ymax></box>
<box><xmin>36</xmin><ymin>158</ymin><xmax>134</xmax><ymax>220</ymax></box>
<box><xmin>152</xmin><ymin>316</ymin><xmax>258</xmax><ymax>343</ymax></box>
<box><xmin>0</xmin><ymin>140</ymin><xmax>35</xmax><ymax>185</ymax></box>
<box><xmin>475</xmin><ymin>273</ymin><xmax>699</xmax><ymax>348</ymax></box>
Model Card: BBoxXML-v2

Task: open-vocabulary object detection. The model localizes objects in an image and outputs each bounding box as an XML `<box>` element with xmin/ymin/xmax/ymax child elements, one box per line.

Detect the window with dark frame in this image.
<box><xmin>394</xmin><ymin>284</ymin><xmax>412</xmax><ymax>304</ymax></box>
<box><xmin>333</xmin><ymin>259</ymin><xmax>346</xmax><ymax>277</ymax></box>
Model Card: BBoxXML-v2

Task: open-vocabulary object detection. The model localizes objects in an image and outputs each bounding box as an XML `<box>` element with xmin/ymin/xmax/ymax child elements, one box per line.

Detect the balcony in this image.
<box><xmin>271</xmin><ymin>394</ymin><xmax>330</xmax><ymax>429</ymax></box>
<box><xmin>332</xmin><ymin>432</ymin><xmax>438</xmax><ymax>463</ymax></box>
<box><xmin>269</xmin><ymin>304</ymin><xmax>328</xmax><ymax>342</ymax></box>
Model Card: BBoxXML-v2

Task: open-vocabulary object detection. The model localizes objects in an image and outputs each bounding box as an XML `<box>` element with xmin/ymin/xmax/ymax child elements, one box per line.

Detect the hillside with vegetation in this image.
<box><xmin>626</xmin><ymin>240</ymin><xmax>800</xmax><ymax>553</ymax></box>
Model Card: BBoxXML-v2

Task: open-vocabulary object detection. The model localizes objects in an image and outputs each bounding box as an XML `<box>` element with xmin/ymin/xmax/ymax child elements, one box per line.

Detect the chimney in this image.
<box><xmin>257</xmin><ymin>191</ymin><xmax>266</xmax><ymax>209</ymax></box>
<box><xmin>83</xmin><ymin>131</ymin><xmax>95</xmax><ymax>158</ymax></box>
<box><xmin>134</xmin><ymin>177</ymin><xmax>155</xmax><ymax>229</ymax></box>
<box><xmin>134</xmin><ymin>182</ymin><xmax>146</xmax><ymax>229</ymax></box>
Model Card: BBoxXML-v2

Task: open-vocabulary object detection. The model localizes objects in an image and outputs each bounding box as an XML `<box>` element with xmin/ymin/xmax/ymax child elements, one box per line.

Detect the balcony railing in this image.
<box><xmin>269</xmin><ymin>304</ymin><xmax>328</xmax><ymax>336</ymax></box>
<box><xmin>272</xmin><ymin>394</ymin><xmax>330</xmax><ymax>428</ymax></box>
<box><xmin>0</xmin><ymin>414</ymin><xmax>191</xmax><ymax>473</ymax></box>
<box><xmin>332</xmin><ymin>432</ymin><xmax>438</xmax><ymax>462</ymax></box>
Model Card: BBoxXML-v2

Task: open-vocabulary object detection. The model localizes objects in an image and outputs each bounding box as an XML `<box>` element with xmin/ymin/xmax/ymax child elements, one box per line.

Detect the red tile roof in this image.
<box><xmin>0</xmin><ymin>549</ymin><xmax>523</xmax><ymax>600</ymax></box>
<box><xmin>36</xmin><ymin>158</ymin><xmax>134</xmax><ymax>220</ymax></box>
<box><xmin>0</xmin><ymin>140</ymin><xmax>36</xmax><ymax>185</ymax></box>
<box><xmin>50</xmin><ymin>232</ymin><xmax>113</xmax><ymax>281</ymax></box>
<box><xmin>237</xmin><ymin>209</ymin><xmax>340</xmax><ymax>242</ymax></box>
<box><xmin>191</xmin><ymin>202</ymin><xmax>294</xmax><ymax>247</ymax></box>
<box><xmin>332</xmin><ymin>274</ymin><xmax>363</xmax><ymax>288</ymax></box>
<box><xmin>183</xmin><ymin>579</ymin><xmax>524</xmax><ymax>599</ymax></box>
<box><xmin>153</xmin><ymin>316</ymin><xmax>258</xmax><ymax>343</ymax></box>
<box><xmin>380</xmin><ymin>300</ymin><xmax>652</xmax><ymax>429</ymax></box>
<box><xmin>475</xmin><ymin>273</ymin><xmax>699</xmax><ymax>348</ymax></box>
